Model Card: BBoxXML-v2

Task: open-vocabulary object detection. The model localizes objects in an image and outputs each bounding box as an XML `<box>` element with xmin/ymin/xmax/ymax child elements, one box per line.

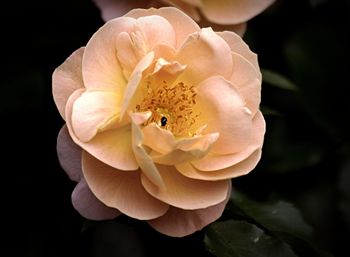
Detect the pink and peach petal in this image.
<box><xmin>52</xmin><ymin>47</ymin><xmax>84</xmax><ymax>120</ymax></box>
<box><xmin>196</xmin><ymin>76</ymin><xmax>252</xmax><ymax>154</ymax></box>
<box><xmin>217</xmin><ymin>31</ymin><xmax>260</xmax><ymax>78</ymax></box>
<box><xmin>142</xmin><ymin>123</ymin><xmax>176</xmax><ymax>154</ymax></box>
<box><xmin>177</xmin><ymin>149</ymin><xmax>262</xmax><ymax>181</ymax></box>
<box><xmin>133</xmin><ymin>15</ymin><xmax>176</xmax><ymax>51</ymax></box>
<box><xmin>177</xmin><ymin>28</ymin><xmax>233</xmax><ymax>84</ymax></box>
<box><xmin>72</xmin><ymin>178</ymin><xmax>120</xmax><ymax>220</ymax></box>
<box><xmin>116</xmin><ymin>32</ymin><xmax>139</xmax><ymax>79</ymax></box>
<box><xmin>82</xmin><ymin>17</ymin><xmax>135</xmax><ymax>91</ymax></box>
<box><xmin>82</xmin><ymin>151</ymin><xmax>169</xmax><ymax>220</ymax></box>
<box><xmin>201</xmin><ymin>0</ymin><xmax>276</xmax><ymax>24</ymax></box>
<box><xmin>230</xmin><ymin>52</ymin><xmax>261</xmax><ymax>115</ymax></box>
<box><xmin>192</xmin><ymin>110</ymin><xmax>265</xmax><ymax>171</ymax></box>
<box><xmin>71</xmin><ymin>91</ymin><xmax>122</xmax><ymax>142</ymax></box>
<box><xmin>141</xmin><ymin>165</ymin><xmax>230</xmax><ymax>209</ymax></box>
<box><xmin>148</xmin><ymin>183</ymin><xmax>231</xmax><ymax>237</ymax></box>
<box><xmin>125</xmin><ymin>7</ymin><xmax>200</xmax><ymax>49</ymax></box>
<box><xmin>65</xmin><ymin>87</ymin><xmax>138</xmax><ymax>171</ymax></box>
<box><xmin>57</xmin><ymin>125</ymin><xmax>82</xmax><ymax>182</ymax></box>
<box><xmin>130</xmin><ymin>113</ymin><xmax>165</xmax><ymax>189</ymax></box>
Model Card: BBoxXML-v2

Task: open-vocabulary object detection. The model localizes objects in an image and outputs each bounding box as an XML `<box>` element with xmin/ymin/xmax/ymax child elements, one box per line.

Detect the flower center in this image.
<box><xmin>136</xmin><ymin>80</ymin><xmax>200</xmax><ymax>137</ymax></box>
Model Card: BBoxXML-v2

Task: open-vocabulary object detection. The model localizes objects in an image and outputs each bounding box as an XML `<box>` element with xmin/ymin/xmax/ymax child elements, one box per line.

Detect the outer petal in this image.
<box><xmin>192</xmin><ymin>111</ymin><xmax>265</xmax><ymax>171</ymax></box>
<box><xmin>65</xmin><ymin>89</ymin><xmax>138</xmax><ymax>171</ymax></box>
<box><xmin>71</xmin><ymin>91</ymin><xmax>122</xmax><ymax>142</ymax></box>
<box><xmin>230</xmin><ymin>52</ymin><xmax>261</xmax><ymax>115</ymax></box>
<box><xmin>176</xmin><ymin>28</ymin><xmax>233</xmax><ymax>84</ymax></box>
<box><xmin>82</xmin><ymin>151</ymin><xmax>169</xmax><ymax>220</ymax></box>
<box><xmin>82</xmin><ymin>17</ymin><xmax>135</xmax><ymax>91</ymax></box>
<box><xmin>141</xmin><ymin>165</ymin><xmax>230</xmax><ymax>209</ymax></box>
<box><xmin>148</xmin><ymin>183</ymin><xmax>231</xmax><ymax>237</ymax></box>
<box><xmin>72</xmin><ymin>178</ymin><xmax>120</xmax><ymax>220</ymax></box>
<box><xmin>52</xmin><ymin>48</ymin><xmax>84</xmax><ymax>120</ymax></box>
<box><xmin>176</xmin><ymin>149</ymin><xmax>262</xmax><ymax>181</ymax></box>
<box><xmin>217</xmin><ymin>31</ymin><xmax>260</xmax><ymax>79</ymax></box>
<box><xmin>57</xmin><ymin>125</ymin><xmax>82</xmax><ymax>182</ymax></box>
<box><xmin>201</xmin><ymin>0</ymin><xmax>276</xmax><ymax>24</ymax></box>
<box><xmin>195</xmin><ymin>76</ymin><xmax>253</xmax><ymax>154</ymax></box>
<box><xmin>125</xmin><ymin>7</ymin><xmax>200</xmax><ymax>49</ymax></box>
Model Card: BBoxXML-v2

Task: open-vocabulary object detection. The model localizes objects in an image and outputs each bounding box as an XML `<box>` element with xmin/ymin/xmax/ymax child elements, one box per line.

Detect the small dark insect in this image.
<box><xmin>161</xmin><ymin>116</ymin><xmax>167</xmax><ymax>127</ymax></box>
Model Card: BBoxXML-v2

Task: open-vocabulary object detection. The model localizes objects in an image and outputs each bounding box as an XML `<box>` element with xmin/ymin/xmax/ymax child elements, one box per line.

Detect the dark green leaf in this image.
<box><xmin>205</xmin><ymin>220</ymin><xmax>297</xmax><ymax>257</ymax></box>
<box><xmin>229</xmin><ymin>191</ymin><xmax>313</xmax><ymax>241</ymax></box>
<box><xmin>261</xmin><ymin>69</ymin><xmax>298</xmax><ymax>91</ymax></box>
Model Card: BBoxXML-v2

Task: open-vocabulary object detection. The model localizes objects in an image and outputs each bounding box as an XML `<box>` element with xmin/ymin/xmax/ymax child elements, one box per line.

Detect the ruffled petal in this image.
<box><xmin>148</xmin><ymin>183</ymin><xmax>231</xmax><ymax>237</ymax></box>
<box><xmin>216</xmin><ymin>31</ymin><xmax>261</xmax><ymax>79</ymax></box>
<box><xmin>191</xmin><ymin>111</ymin><xmax>265</xmax><ymax>171</ymax></box>
<box><xmin>71</xmin><ymin>91</ymin><xmax>122</xmax><ymax>142</ymax></box>
<box><xmin>125</xmin><ymin>7</ymin><xmax>200</xmax><ymax>49</ymax></box>
<box><xmin>201</xmin><ymin>0</ymin><xmax>276</xmax><ymax>24</ymax></box>
<box><xmin>52</xmin><ymin>48</ymin><xmax>84</xmax><ymax>120</ymax></box>
<box><xmin>65</xmin><ymin>89</ymin><xmax>138</xmax><ymax>171</ymax></box>
<box><xmin>141</xmin><ymin>165</ymin><xmax>230</xmax><ymax>209</ymax></box>
<box><xmin>230</xmin><ymin>52</ymin><xmax>261</xmax><ymax>115</ymax></box>
<box><xmin>57</xmin><ymin>125</ymin><xmax>82</xmax><ymax>182</ymax></box>
<box><xmin>72</xmin><ymin>178</ymin><xmax>120</xmax><ymax>220</ymax></box>
<box><xmin>130</xmin><ymin>112</ymin><xmax>165</xmax><ymax>189</ymax></box>
<box><xmin>176</xmin><ymin>28</ymin><xmax>233</xmax><ymax>84</ymax></box>
<box><xmin>82</xmin><ymin>17</ymin><xmax>135</xmax><ymax>91</ymax></box>
<box><xmin>195</xmin><ymin>76</ymin><xmax>253</xmax><ymax>154</ymax></box>
<box><xmin>82</xmin><ymin>151</ymin><xmax>169</xmax><ymax>220</ymax></box>
<box><xmin>176</xmin><ymin>149</ymin><xmax>262</xmax><ymax>181</ymax></box>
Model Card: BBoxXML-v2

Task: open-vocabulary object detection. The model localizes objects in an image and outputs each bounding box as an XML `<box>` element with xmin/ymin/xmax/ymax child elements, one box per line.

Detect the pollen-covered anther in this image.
<box><xmin>136</xmin><ymin>81</ymin><xmax>200</xmax><ymax>136</ymax></box>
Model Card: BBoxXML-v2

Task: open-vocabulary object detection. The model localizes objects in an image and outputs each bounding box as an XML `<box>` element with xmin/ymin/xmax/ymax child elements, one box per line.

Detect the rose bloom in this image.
<box><xmin>53</xmin><ymin>7</ymin><xmax>265</xmax><ymax>237</ymax></box>
<box><xmin>93</xmin><ymin>0</ymin><xmax>276</xmax><ymax>36</ymax></box>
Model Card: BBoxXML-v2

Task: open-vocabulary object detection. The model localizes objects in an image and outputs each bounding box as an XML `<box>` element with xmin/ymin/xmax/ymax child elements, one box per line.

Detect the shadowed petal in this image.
<box><xmin>72</xmin><ymin>178</ymin><xmax>120</xmax><ymax>220</ymax></box>
<box><xmin>57</xmin><ymin>125</ymin><xmax>82</xmax><ymax>182</ymax></box>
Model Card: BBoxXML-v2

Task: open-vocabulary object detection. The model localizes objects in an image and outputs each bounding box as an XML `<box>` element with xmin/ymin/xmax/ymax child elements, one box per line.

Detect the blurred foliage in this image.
<box><xmin>1</xmin><ymin>0</ymin><xmax>349</xmax><ymax>256</ymax></box>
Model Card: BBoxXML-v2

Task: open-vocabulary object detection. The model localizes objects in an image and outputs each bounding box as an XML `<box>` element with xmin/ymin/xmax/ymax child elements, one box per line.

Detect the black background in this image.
<box><xmin>1</xmin><ymin>0</ymin><xmax>350</xmax><ymax>256</ymax></box>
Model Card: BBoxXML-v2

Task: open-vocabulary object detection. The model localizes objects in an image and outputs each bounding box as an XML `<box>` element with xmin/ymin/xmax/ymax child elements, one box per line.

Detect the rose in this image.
<box><xmin>53</xmin><ymin>7</ymin><xmax>265</xmax><ymax>237</ymax></box>
<box><xmin>93</xmin><ymin>0</ymin><xmax>276</xmax><ymax>36</ymax></box>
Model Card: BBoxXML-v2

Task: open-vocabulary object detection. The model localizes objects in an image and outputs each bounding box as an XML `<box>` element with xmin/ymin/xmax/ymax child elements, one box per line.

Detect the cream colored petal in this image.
<box><xmin>130</xmin><ymin>112</ymin><xmax>165</xmax><ymax>189</ymax></box>
<box><xmin>230</xmin><ymin>52</ymin><xmax>261</xmax><ymax>115</ymax></box>
<box><xmin>201</xmin><ymin>0</ymin><xmax>276</xmax><ymax>24</ymax></box>
<box><xmin>82</xmin><ymin>17</ymin><xmax>135</xmax><ymax>91</ymax></box>
<box><xmin>177</xmin><ymin>28</ymin><xmax>233</xmax><ymax>84</ymax></box>
<box><xmin>65</xmin><ymin>89</ymin><xmax>138</xmax><ymax>171</ymax></box>
<box><xmin>125</xmin><ymin>7</ymin><xmax>200</xmax><ymax>49</ymax></box>
<box><xmin>120</xmin><ymin>51</ymin><xmax>154</xmax><ymax>118</ymax></box>
<box><xmin>57</xmin><ymin>125</ymin><xmax>82</xmax><ymax>182</ymax></box>
<box><xmin>192</xmin><ymin>110</ymin><xmax>265</xmax><ymax>171</ymax></box>
<box><xmin>72</xmin><ymin>178</ymin><xmax>121</xmax><ymax>220</ymax></box>
<box><xmin>142</xmin><ymin>123</ymin><xmax>175</xmax><ymax>154</ymax></box>
<box><xmin>116</xmin><ymin>32</ymin><xmax>139</xmax><ymax>79</ymax></box>
<box><xmin>217</xmin><ymin>31</ymin><xmax>260</xmax><ymax>79</ymax></box>
<box><xmin>148</xmin><ymin>183</ymin><xmax>231</xmax><ymax>237</ymax></box>
<box><xmin>141</xmin><ymin>165</ymin><xmax>230</xmax><ymax>209</ymax></box>
<box><xmin>133</xmin><ymin>15</ymin><xmax>176</xmax><ymax>52</ymax></box>
<box><xmin>71</xmin><ymin>91</ymin><xmax>122</xmax><ymax>142</ymax></box>
<box><xmin>52</xmin><ymin>47</ymin><xmax>84</xmax><ymax>120</ymax></box>
<box><xmin>196</xmin><ymin>76</ymin><xmax>253</xmax><ymax>154</ymax></box>
<box><xmin>82</xmin><ymin>151</ymin><xmax>169</xmax><ymax>220</ymax></box>
<box><xmin>151</xmin><ymin>132</ymin><xmax>219</xmax><ymax>165</ymax></box>
<box><xmin>176</xmin><ymin>149</ymin><xmax>262</xmax><ymax>181</ymax></box>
